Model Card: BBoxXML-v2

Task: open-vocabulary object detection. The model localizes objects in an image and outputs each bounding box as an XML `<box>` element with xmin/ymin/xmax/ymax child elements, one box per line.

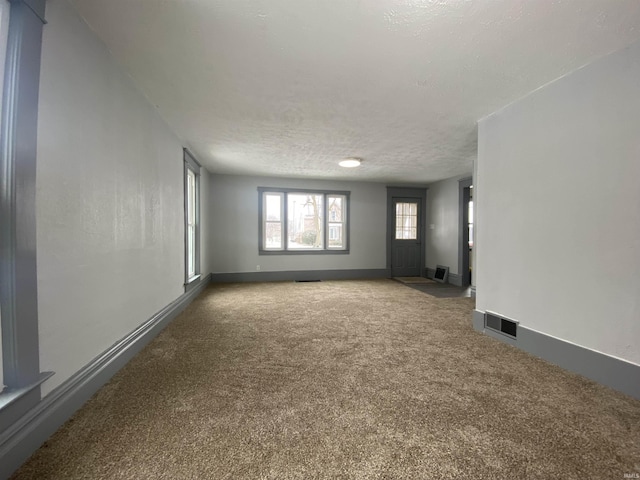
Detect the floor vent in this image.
<box><xmin>485</xmin><ymin>312</ymin><xmax>518</xmax><ymax>339</ymax></box>
<box><xmin>295</xmin><ymin>279</ymin><xmax>321</xmax><ymax>283</ymax></box>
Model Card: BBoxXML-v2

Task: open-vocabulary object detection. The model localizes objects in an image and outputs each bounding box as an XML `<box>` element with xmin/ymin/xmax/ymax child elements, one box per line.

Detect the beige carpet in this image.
<box><xmin>393</xmin><ymin>276</ymin><xmax>436</xmax><ymax>284</ymax></box>
<box><xmin>12</xmin><ymin>279</ymin><xmax>640</xmax><ymax>479</ymax></box>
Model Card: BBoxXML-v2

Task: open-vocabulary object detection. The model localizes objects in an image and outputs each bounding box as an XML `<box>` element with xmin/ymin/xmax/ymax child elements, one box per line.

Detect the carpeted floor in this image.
<box><xmin>393</xmin><ymin>276</ymin><xmax>436</xmax><ymax>284</ymax></box>
<box><xmin>406</xmin><ymin>282</ymin><xmax>473</xmax><ymax>299</ymax></box>
<box><xmin>11</xmin><ymin>279</ymin><xmax>640</xmax><ymax>479</ymax></box>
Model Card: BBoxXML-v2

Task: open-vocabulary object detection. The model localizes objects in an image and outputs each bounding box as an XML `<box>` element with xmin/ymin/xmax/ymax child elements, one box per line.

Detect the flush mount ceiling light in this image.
<box><xmin>339</xmin><ymin>158</ymin><xmax>362</xmax><ymax>168</ymax></box>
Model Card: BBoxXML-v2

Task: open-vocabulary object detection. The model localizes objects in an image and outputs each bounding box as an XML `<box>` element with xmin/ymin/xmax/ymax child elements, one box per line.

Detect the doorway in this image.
<box><xmin>458</xmin><ymin>178</ymin><xmax>473</xmax><ymax>286</ymax></box>
<box><xmin>387</xmin><ymin>188</ymin><xmax>426</xmax><ymax>278</ymax></box>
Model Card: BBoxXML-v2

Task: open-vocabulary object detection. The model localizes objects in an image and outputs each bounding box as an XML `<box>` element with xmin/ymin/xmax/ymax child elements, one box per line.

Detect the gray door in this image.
<box><xmin>390</xmin><ymin>197</ymin><xmax>422</xmax><ymax>277</ymax></box>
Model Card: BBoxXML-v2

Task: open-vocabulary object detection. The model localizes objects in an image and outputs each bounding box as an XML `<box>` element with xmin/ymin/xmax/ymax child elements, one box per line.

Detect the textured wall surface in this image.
<box><xmin>36</xmin><ymin>0</ymin><xmax>189</xmax><ymax>395</ymax></box>
<box><xmin>477</xmin><ymin>40</ymin><xmax>640</xmax><ymax>365</ymax></box>
<box><xmin>209</xmin><ymin>175</ymin><xmax>387</xmax><ymax>274</ymax></box>
<box><xmin>68</xmin><ymin>0</ymin><xmax>640</xmax><ymax>183</ymax></box>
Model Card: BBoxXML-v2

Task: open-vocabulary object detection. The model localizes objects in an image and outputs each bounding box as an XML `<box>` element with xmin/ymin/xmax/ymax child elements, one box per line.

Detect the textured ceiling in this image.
<box><xmin>69</xmin><ymin>0</ymin><xmax>640</xmax><ymax>184</ymax></box>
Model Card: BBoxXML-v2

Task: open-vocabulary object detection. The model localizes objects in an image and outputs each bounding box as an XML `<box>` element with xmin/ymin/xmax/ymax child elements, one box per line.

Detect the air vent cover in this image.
<box><xmin>484</xmin><ymin>312</ymin><xmax>518</xmax><ymax>339</ymax></box>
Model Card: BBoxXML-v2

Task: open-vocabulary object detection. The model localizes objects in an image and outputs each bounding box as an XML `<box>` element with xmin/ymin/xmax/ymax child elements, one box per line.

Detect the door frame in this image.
<box><xmin>458</xmin><ymin>177</ymin><xmax>473</xmax><ymax>286</ymax></box>
<box><xmin>386</xmin><ymin>187</ymin><xmax>427</xmax><ymax>277</ymax></box>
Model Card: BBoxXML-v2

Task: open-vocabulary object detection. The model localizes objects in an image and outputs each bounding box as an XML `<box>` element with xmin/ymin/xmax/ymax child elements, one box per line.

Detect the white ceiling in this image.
<box><xmin>69</xmin><ymin>0</ymin><xmax>640</xmax><ymax>184</ymax></box>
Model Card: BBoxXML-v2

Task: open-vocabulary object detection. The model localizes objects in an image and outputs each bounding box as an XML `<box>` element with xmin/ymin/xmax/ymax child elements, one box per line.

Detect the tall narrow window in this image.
<box><xmin>186</xmin><ymin>168</ymin><xmax>196</xmax><ymax>277</ymax></box>
<box><xmin>263</xmin><ymin>192</ymin><xmax>284</xmax><ymax>250</ymax></box>
<box><xmin>184</xmin><ymin>149</ymin><xmax>201</xmax><ymax>290</ymax></box>
<box><xmin>327</xmin><ymin>195</ymin><xmax>346</xmax><ymax>249</ymax></box>
<box><xmin>0</xmin><ymin>0</ymin><xmax>7</xmax><ymax>392</ymax></box>
<box><xmin>468</xmin><ymin>199</ymin><xmax>474</xmax><ymax>248</ymax></box>
<box><xmin>0</xmin><ymin>0</ymin><xmax>53</xmax><ymax>414</ymax></box>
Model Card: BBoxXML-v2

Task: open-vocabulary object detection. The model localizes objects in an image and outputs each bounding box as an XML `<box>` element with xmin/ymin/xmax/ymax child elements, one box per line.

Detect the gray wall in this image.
<box><xmin>476</xmin><ymin>40</ymin><xmax>640</xmax><ymax>366</ymax></box>
<box><xmin>209</xmin><ymin>175</ymin><xmax>387</xmax><ymax>274</ymax></box>
<box><xmin>425</xmin><ymin>175</ymin><xmax>467</xmax><ymax>274</ymax></box>
<box><xmin>36</xmin><ymin>0</ymin><xmax>207</xmax><ymax>396</ymax></box>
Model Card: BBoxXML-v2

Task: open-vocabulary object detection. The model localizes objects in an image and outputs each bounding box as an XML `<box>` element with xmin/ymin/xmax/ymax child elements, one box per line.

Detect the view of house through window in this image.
<box><xmin>264</xmin><ymin>192</ymin><xmax>283</xmax><ymax>249</ymax></box>
<box><xmin>261</xmin><ymin>189</ymin><xmax>349</xmax><ymax>253</ymax></box>
<box><xmin>327</xmin><ymin>195</ymin><xmax>344</xmax><ymax>248</ymax></box>
<box><xmin>287</xmin><ymin>193</ymin><xmax>323</xmax><ymax>249</ymax></box>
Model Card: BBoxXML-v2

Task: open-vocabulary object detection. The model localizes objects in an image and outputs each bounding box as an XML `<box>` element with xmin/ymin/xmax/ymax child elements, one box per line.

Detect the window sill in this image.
<box><xmin>0</xmin><ymin>371</ymin><xmax>54</xmax><ymax>413</ymax></box>
<box><xmin>184</xmin><ymin>274</ymin><xmax>201</xmax><ymax>292</ymax></box>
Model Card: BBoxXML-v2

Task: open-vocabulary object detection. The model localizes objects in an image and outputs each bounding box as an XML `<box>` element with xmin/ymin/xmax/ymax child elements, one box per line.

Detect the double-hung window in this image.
<box><xmin>1</xmin><ymin>0</ymin><xmax>53</xmax><ymax>417</ymax></box>
<box><xmin>259</xmin><ymin>188</ymin><xmax>349</xmax><ymax>254</ymax></box>
<box><xmin>184</xmin><ymin>149</ymin><xmax>201</xmax><ymax>290</ymax></box>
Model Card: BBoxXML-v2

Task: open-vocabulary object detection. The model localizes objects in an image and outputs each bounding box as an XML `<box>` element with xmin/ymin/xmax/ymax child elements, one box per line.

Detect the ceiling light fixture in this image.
<box><xmin>339</xmin><ymin>158</ymin><xmax>362</xmax><ymax>168</ymax></box>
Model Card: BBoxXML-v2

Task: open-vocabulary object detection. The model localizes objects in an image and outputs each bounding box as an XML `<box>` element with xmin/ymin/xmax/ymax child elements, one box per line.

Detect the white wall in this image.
<box><xmin>36</xmin><ymin>0</ymin><xmax>198</xmax><ymax>395</ymax></box>
<box><xmin>209</xmin><ymin>175</ymin><xmax>387</xmax><ymax>274</ymax></box>
<box><xmin>425</xmin><ymin>175</ymin><xmax>468</xmax><ymax>274</ymax></box>
<box><xmin>199</xmin><ymin>167</ymin><xmax>210</xmax><ymax>278</ymax></box>
<box><xmin>476</xmin><ymin>40</ymin><xmax>640</xmax><ymax>365</ymax></box>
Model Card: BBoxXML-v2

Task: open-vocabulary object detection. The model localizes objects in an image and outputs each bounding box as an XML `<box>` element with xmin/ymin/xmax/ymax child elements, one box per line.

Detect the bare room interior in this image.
<box><xmin>1</xmin><ymin>0</ymin><xmax>639</xmax><ymax>478</ymax></box>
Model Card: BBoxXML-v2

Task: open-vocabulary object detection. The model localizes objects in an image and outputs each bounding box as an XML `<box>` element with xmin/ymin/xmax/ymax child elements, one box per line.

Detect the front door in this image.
<box><xmin>390</xmin><ymin>197</ymin><xmax>422</xmax><ymax>277</ymax></box>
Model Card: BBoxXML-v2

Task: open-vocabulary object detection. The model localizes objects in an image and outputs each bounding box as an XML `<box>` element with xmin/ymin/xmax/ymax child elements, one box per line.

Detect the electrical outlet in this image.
<box><xmin>256</xmin><ymin>265</ymin><xmax>261</xmax><ymax>271</ymax></box>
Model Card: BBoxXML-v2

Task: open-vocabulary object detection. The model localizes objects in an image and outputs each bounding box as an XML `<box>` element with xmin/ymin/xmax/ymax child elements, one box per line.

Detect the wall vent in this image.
<box><xmin>434</xmin><ymin>265</ymin><xmax>449</xmax><ymax>283</ymax></box>
<box><xmin>484</xmin><ymin>312</ymin><xmax>518</xmax><ymax>339</ymax></box>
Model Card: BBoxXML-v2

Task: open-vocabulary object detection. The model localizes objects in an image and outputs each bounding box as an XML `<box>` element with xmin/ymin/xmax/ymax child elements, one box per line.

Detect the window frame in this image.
<box><xmin>0</xmin><ymin>0</ymin><xmax>53</xmax><ymax>421</ymax></box>
<box><xmin>258</xmin><ymin>187</ymin><xmax>350</xmax><ymax>255</ymax></box>
<box><xmin>394</xmin><ymin>201</ymin><xmax>419</xmax><ymax>240</ymax></box>
<box><xmin>183</xmin><ymin>149</ymin><xmax>201</xmax><ymax>290</ymax></box>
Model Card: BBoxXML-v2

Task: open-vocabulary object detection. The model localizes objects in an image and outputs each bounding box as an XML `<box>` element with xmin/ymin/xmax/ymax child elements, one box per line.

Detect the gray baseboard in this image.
<box><xmin>425</xmin><ymin>267</ymin><xmax>463</xmax><ymax>286</ymax></box>
<box><xmin>472</xmin><ymin>309</ymin><xmax>484</xmax><ymax>331</ymax></box>
<box><xmin>472</xmin><ymin>309</ymin><xmax>640</xmax><ymax>400</ymax></box>
<box><xmin>447</xmin><ymin>273</ymin><xmax>462</xmax><ymax>287</ymax></box>
<box><xmin>211</xmin><ymin>269</ymin><xmax>390</xmax><ymax>283</ymax></box>
<box><xmin>0</xmin><ymin>274</ymin><xmax>212</xmax><ymax>480</ymax></box>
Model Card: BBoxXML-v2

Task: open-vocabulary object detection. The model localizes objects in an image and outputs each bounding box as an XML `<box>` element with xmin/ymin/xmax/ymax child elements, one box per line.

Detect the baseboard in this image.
<box><xmin>447</xmin><ymin>273</ymin><xmax>462</xmax><ymax>287</ymax></box>
<box><xmin>472</xmin><ymin>309</ymin><xmax>640</xmax><ymax>400</ymax></box>
<box><xmin>211</xmin><ymin>269</ymin><xmax>390</xmax><ymax>283</ymax></box>
<box><xmin>0</xmin><ymin>273</ymin><xmax>212</xmax><ymax>480</ymax></box>
<box><xmin>472</xmin><ymin>309</ymin><xmax>484</xmax><ymax>331</ymax></box>
<box><xmin>425</xmin><ymin>268</ymin><xmax>463</xmax><ymax>286</ymax></box>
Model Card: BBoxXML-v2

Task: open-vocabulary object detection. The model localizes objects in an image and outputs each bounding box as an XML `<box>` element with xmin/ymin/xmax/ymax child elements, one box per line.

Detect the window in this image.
<box><xmin>184</xmin><ymin>149</ymin><xmax>201</xmax><ymax>289</ymax></box>
<box><xmin>468</xmin><ymin>199</ymin><xmax>474</xmax><ymax>248</ymax></box>
<box><xmin>259</xmin><ymin>188</ymin><xmax>349</xmax><ymax>254</ymax></box>
<box><xmin>1</xmin><ymin>0</ymin><xmax>52</xmax><ymax>415</ymax></box>
<box><xmin>395</xmin><ymin>202</ymin><xmax>418</xmax><ymax>239</ymax></box>
<box><xmin>0</xmin><ymin>0</ymin><xmax>8</xmax><ymax>392</ymax></box>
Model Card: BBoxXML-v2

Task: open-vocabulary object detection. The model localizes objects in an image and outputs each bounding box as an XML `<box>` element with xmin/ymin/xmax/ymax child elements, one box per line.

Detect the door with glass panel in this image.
<box><xmin>391</xmin><ymin>198</ymin><xmax>422</xmax><ymax>277</ymax></box>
